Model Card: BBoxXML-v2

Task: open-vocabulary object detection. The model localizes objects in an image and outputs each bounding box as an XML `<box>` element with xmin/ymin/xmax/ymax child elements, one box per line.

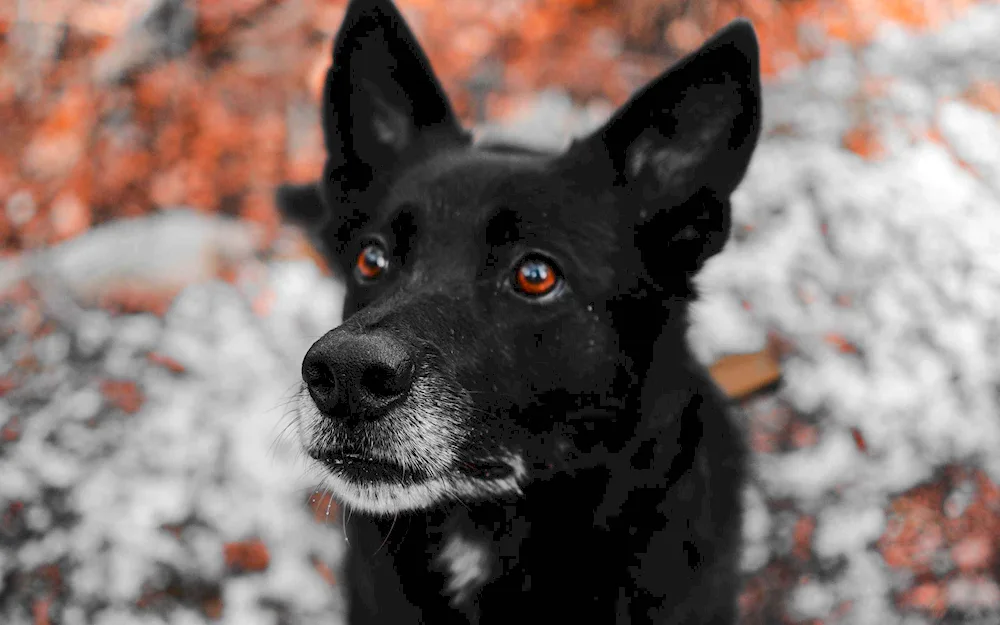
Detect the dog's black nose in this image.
<box><xmin>302</xmin><ymin>331</ymin><xmax>415</xmax><ymax>419</ymax></box>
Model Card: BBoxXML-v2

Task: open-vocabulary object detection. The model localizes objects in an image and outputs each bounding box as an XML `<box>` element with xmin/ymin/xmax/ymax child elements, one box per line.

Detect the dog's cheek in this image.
<box><xmin>559</xmin><ymin>315</ymin><xmax>617</xmax><ymax>392</ymax></box>
<box><xmin>516</xmin><ymin>314</ymin><xmax>615</xmax><ymax>396</ymax></box>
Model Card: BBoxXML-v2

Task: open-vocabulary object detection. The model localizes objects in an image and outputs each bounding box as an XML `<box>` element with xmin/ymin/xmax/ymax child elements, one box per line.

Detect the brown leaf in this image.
<box><xmin>1</xmin><ymin>415</ymin><xmax>19</xmax><ymax>442</ymax></box>
<box><xmin>313</xmin><ymin>558</ymin><xmax>337</xmax><ymax>586</ymax></box>
<box><xmin>223</xmin><ymin>539</ymin><xmax>270</xmax><ymax>573</ymax></box>
<box><xmin>842</xmin><ymin>124</ymin><xmax>885</xmax><ymax>160</ymax></box>
<box><xmin>147</xmin><ymin>352</ymin><xmax>186</xmax><ymax>374</ymax></box>
<box><xmin>851</xmin><ymin>427</ymin><xmax>867</xmax><ymax>452</ymax></box>
<box><xmin>203</xmin><ymin>596</ymin><xmax>224</xmax><ymax>620</ymax></box>
<box><xmin>100</xmin><ymin>379</ymin><xmax>145</xmax><ymax>414</ymax></box>
<box><xmin>308</xmin><ymin>491</ymin><xmax>339</xmax><ymax>524</ymax></box>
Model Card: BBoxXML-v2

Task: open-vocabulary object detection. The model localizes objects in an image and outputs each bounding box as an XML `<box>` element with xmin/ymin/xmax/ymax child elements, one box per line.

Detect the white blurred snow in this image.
<box><xmin>0</xmin><ymin>259</ymin><xmax>346</xmax><ymax>623</ymax></box>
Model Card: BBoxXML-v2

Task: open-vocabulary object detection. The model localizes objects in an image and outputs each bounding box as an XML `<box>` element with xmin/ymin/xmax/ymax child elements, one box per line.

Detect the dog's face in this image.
<box><xmin>280</xmin><ymin>0</ymin><xmax>761</xmax><ymax>515</ymax></box>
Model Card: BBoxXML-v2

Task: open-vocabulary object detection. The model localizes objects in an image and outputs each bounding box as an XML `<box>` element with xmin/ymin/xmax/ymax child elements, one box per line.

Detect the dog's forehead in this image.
<box><xmin>385</xmin><ymin>147</ymin><xmax>559</xmax><ymax>224</ymax></box>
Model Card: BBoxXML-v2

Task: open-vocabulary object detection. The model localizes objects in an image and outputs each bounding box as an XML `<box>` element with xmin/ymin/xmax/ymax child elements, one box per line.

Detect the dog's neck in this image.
<box><xmin>640</xmin><ymin>309</ymin><xmax>702</xmax><ymax>419</ymax></box>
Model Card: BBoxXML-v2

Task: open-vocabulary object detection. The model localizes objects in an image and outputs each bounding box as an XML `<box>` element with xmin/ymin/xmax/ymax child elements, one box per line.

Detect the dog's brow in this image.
<box><xmin>389</xmin><ymin>204</ymin><xmax>418</xmax><ymax>260</ymax></box>
<box><xmin>477</xmin><ymin>202</ymin><xmax>587</xmax><ymax>258</ymax></box>
<box><xmin>477</xmin><ymin>205</ymin><xmax>521</xmax><ymax>248</ymax></box>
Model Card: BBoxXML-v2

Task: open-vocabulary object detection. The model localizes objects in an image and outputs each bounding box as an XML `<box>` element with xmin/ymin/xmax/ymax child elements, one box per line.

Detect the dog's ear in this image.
<box><xmin>275</xmin><ymin>182</ymin><xmax>327</xmax><ymax>230</ymax></box>
<box><xmin>322</xmin><ymin>0</ymin><xmax>467</xmax><ymax>193</ymax></box>
<box><xmin>565</xmin><ymin>20</ymin><xmax>761</xmax><ymax>273</ymax></box>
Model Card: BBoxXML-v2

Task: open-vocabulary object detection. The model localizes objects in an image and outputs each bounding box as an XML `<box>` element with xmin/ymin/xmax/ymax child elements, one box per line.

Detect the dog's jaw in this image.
<box><xmin>317</xmin><ymin>457</ymin><xmax>527</xmax><ymax>515</ymax></box>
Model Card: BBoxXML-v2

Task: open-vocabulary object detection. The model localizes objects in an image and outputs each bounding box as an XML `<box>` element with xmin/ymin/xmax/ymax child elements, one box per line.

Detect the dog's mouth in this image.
<box><xmin>455</xmin><ymin>459</ymin><xmax>515</xmax><ymax>480</ymax></box>
<box><xmin>311</xmin><ymin>449</ymin><xmax>429</xmax><ymax>484</ymax></box>
<box><xmin>310</xmin><ymin>451</ymin><xmax>514</xmax><ymax>484</ymax></box>
<box><xmin>310</xmin><ymin>449</ymin><xmax>516</xmax><ymax>484</ymax></box>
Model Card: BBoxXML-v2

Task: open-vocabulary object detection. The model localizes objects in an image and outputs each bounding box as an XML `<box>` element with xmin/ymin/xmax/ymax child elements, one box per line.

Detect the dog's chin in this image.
<box><xmin>314</xmin><ymin>455</ymin><xmax>528</xmax><ymax>516</ymax></box>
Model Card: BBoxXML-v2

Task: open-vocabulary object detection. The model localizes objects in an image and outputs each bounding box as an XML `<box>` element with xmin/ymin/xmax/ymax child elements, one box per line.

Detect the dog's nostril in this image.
<box><xmin>362</xmin><ymin>358</ymin><xmax>414</xmax><ymax>398</ymax></box>
<box><xmin>301</xmin><ymin>347</ymin><xmax>344</xmax><ymax>417</ymax></box>
<box><xmin>392</xmin><ymin>358</ymin><xmax>415</xmax><ymax>394</ymax></box>
<box><xmin>303</xmin><ymin>361</ymin><xmax>336</xmax><ymax>390</ymax></box>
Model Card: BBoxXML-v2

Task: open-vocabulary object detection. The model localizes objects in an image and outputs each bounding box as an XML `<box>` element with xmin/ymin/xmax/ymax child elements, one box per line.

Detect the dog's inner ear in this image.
<box><xmin>365</xmin><ymin>79</ymin><xmax>412</xmax><ymax>153</ymax></box>
<box><xmin>323</xmin><ymin>0</ymin><xmax>466</xmax><ymax>176</ymax></box>
<box><xmin>567</xmin><ymin>20</ymin><xmax>762</xmax><ymax>272</ymax></box>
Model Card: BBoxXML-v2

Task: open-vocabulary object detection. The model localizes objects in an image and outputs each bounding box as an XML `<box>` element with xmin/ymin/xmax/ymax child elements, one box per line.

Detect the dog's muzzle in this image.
<box><xmin>295</xmin><ymin>329</ymin><xmax>528</xmax><ymax>513</ymax></box>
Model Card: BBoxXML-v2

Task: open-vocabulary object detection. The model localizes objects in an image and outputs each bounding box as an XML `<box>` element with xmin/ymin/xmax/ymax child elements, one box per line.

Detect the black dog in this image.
<box><xmin>278</xmin><ymin>1</ymin><xmax>760</xmax><ymax>622</ymax></box>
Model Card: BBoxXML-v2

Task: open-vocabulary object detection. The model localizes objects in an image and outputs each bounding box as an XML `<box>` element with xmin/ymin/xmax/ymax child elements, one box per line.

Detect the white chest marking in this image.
<box><xmin>438</xmin><ymin>533</ymin><xmax>490</xmax><ymax>606</ymax></box>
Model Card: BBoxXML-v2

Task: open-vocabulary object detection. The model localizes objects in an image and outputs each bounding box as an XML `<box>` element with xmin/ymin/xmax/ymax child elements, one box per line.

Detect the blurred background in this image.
<box><xmin>2</xmin><ymin>0</ymin><xmax>1000</xmax><ymax>623</ymax></box>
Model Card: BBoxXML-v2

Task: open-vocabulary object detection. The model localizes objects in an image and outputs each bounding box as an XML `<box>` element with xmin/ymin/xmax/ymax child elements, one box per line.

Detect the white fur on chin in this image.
<box><xmin>319</xmin><ymin>454</ymin><xmax>527</xmax><ymax>515</ymax></box>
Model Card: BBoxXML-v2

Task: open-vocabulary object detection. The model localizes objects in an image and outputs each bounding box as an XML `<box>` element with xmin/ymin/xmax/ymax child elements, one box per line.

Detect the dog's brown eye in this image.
<box><xmin>355</xmin><ymin>243</ymin><xmax>389</xmax><ymax>282</ymax></box>
<box><xmin>513</xmin><ymin>256</ymin><xmax>560</xmax><ymax>297</ymax></box>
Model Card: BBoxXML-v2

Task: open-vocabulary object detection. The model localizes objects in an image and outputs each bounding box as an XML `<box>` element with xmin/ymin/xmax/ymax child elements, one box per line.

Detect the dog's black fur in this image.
<box><xmin>277</xmin><ymin>1</ymin><xmax>761</xmax><ymax>622</ymax></box>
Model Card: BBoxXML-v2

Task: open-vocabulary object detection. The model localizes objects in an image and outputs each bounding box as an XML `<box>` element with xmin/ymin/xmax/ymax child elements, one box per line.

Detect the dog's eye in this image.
<box><xmin>355</xmin><ymin>243</ymin><xmax>389</xmax><ymax>282</ymax></box>
<box><xmin>513</xmin><ymin>256</ymin><xmax>560</xmax><ymax>297</ymax></box>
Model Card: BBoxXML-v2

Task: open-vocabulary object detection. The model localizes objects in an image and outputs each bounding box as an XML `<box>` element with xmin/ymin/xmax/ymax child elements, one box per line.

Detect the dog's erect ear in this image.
<box><xmin>582</xmin><ymin>19</ymin><xmax>761</xmax><ymax>203</ymax></box>
<box><xmin>323</xmin><ymin>0</ymin><xmax>467</xmax><ymax>187</ymax></box>
<box><xmin>565</xmin><ymin>20</ymin><xmax>761</xmax><ymax>272</ymax></box>
<box><xmin>275</xmin><ymin>182</ymin><xmax>327</xmax><ymax>229</ymax></box>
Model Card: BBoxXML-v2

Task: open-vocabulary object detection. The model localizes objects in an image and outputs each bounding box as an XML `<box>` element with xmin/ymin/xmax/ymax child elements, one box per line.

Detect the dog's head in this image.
<box><xmin>280</xmin><ymin>0</ymin><xmax>760</xmax><ymax>515</ymax></box>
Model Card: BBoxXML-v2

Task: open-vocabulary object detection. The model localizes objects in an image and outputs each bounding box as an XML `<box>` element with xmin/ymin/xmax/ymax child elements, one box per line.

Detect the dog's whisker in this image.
<box><xmin>266</xmin><ymin>412</ymin><xmax>306</xmax><ymax>461</ymax></box>
<box><xmin>373</xmin><ymin>512</ymin><xmax>398</xmax><ymax>556</ymax></box>
<box><xmin>325</xmin><ymin>486</ymin><xmax>335</xmax><ymax>521</ymax></box>
<box><xmin>263</xmin><ymin>381</ymin><xmax>308</xmax><ymax>414</ymax></box>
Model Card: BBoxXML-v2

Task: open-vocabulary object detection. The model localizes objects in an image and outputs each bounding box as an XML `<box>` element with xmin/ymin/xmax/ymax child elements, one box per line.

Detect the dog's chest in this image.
<box><xmin>434</xmin><ymin>531</ymin><xmax>492</xmax><ymax>607</ymax></box>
